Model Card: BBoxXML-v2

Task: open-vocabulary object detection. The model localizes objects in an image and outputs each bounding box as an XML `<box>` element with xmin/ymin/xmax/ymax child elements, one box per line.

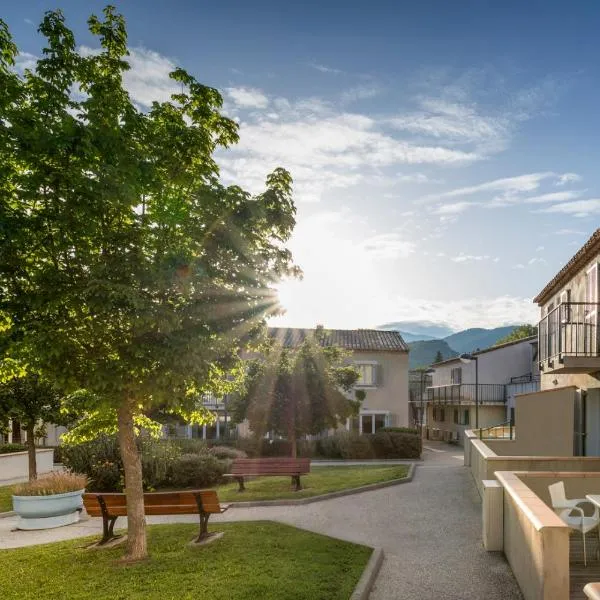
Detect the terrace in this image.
<box><xmin>426</xmin><ymin>383</ymin><xmax>506</xmax><ymax>404</ymax></box>
<box><xmin>538</xmin><ymin>302</ymin><xmax>600</xmax><ymax>375</ymax></box>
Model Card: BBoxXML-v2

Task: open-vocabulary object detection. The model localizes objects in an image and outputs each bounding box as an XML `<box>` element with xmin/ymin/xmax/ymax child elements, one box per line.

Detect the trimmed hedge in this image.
<box><xmin>0</xmin><ymin>443</ymin><xmax>27</xmax><ymax>454</ymax></box>
<box><xmin>211</xmin><ymin>431</ymin><xmax>422</xmax><ymax>460</ymax></box>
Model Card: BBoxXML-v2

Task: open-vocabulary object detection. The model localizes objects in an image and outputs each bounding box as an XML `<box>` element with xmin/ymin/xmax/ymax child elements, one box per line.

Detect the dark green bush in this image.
<box><xmin>0</xmin><ymin>443</ymin><xmax>27</xmax><ymax>454</ymax></box>
<box><xmin>380</xmin><ymin>427</ymin><xmax>419</xmax><ymax>435</ymax></box>
<box><xmin>366</xmin><ymin>431</ymin><xmax>421</xmax><ymax>459</ymax></box>
<box><xmin>170</xmin><ymin>438</ymin><xmax>209</xmax><ymax>455</ymax></box>
<box><xmin>169</xmin><ymin>453</ymin><xmax>225</xmax><ymax>488</ymax></box>
<box><xmin>314</xmin><ymin>431</ymin><xmax>421</xmax><ymax>460</ymax></box>
<box><xmin>209</xmin><ymin>446</ymin><xmax>246</xmax><ymax>460</ymax></box>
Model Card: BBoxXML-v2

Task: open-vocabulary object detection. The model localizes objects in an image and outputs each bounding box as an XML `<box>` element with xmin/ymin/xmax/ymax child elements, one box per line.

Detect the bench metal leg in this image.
<box><xmin>97</xmin><ymin>497</ymin><xmax>121</xmax><ymax>545</ymax></box>
<box><xmin>292</xmin><ymin>475</ymin><xmax>301</xmax><ymax>491</ymax></box>
<box><xmin>236</xmin><ymin>476</ymin><xmax>245</xmax><ymax>492</ymax></box>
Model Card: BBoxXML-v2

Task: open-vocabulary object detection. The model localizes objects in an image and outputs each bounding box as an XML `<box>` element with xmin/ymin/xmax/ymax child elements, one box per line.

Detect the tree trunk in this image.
<box><xmin>12</xmin><ymin>419</ymin><xmax>21</xmax><ymax>444</ymax></box>
<box><xmin>26</xmin><ymin>423</ymin><xmax>37</xmax><ymax>481</ymax></box>
<box><xmin>117</xmin><ymin>401</ymin><xmax>147</xmax><ymax>561</ymax></box>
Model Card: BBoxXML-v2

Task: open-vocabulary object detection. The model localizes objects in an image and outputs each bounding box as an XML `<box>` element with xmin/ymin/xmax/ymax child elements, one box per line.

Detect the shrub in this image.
<box><xmin>0</xmin><ymin>443</ymin><xmax>27</xmax><ymax>454</ymax></box>
<box><xmin>169</xmin><ymin>453</ymin><xmax>225</xmax><ymax>488</ymax></box>
<box><xmin>209</xmin><ymin>446</ymin><xmax>246</xmax><ymax>460</ymax></box>
<box><xmin>315</xmin><ymin>430</ymin><xmax>421</xmax><ymax>460</ymax></box>
<box><xmin>13</xmin><ymin>471</ymin><xmax>88</xmax><ymax>496</ymax></box>
<box><xmin>171</xmin><ymin>438</ymin><xmax>209</xmax><ymax>455</ymax></box>
<box><xmin>139</xmin><ymin>438</ymin><xmax>181</xmax><ymax>490</ymax></box>
<box><xmin>380</xmin><ymin>427</ymin><xmax>419</xmax><ymax>435</ymax></box>
<box><xmin>366</xmin><ymin>431</ymin><xmax>421</xmax><ymax>459</ymax></box>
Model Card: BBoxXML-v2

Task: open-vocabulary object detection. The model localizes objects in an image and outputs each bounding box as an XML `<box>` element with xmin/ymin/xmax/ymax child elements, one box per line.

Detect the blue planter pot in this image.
<box><xmin>12</xmin><ymin>489</ymin><xmax>85</xmax><ymax>530</ymax></box>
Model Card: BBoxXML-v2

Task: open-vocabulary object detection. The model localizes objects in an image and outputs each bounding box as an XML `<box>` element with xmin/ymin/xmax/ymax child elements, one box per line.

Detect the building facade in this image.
<box><xmin>425</xmin><ymin>336</ymin><xmax>539</xmax><ymax>444</ymax></box>
<box><xmin>535</xmin><ymin>227</ymin><xmax>600</xmax><ymax>455</ymax></box>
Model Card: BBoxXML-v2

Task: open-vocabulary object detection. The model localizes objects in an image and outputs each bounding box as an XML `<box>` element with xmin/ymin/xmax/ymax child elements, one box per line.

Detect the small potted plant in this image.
<box><xmin>12</xmin><ymin>471</ymin><xmax>88</xmax><ymax>530</ymax></box>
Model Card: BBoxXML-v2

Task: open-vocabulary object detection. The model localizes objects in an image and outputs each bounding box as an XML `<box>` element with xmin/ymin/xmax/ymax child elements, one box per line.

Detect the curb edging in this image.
<box><xmin>228</xmin><ymin>463</ymin><xmax>415</xmax><ymax>508</ymax></box>
<box><xmin>0</xmin><ymin>511</ymin><xmax>15</xmax><ymax>519</ymax></box>
<box><xmin>351</xmin><ymin>547</ymin><xmax>384</xmax><ymax>600</ymax></box>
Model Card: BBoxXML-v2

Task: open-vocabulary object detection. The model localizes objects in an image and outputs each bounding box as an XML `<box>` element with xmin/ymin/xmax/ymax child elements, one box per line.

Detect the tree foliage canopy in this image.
<box><xmin>494</xmin><ymin>324</ymin><xmax>538</xmax><ymax>346</ymax></box>
<box><xmin>0</xmin><ymin>6</ymin><xmax>299</xmax><ymax>422</ymax></box>
<box><xmin>230</xmin><ymin>331</ymin><xmax>362</xmax><ymax>451</ymax></box>
<box><xmin>0</xmin><ymin>6</ymin><xmax>299</xmax><ymax>557</ymax></box>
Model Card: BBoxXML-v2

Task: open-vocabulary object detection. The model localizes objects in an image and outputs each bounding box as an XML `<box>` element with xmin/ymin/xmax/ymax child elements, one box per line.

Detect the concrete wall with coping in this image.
<box><xmin>495</xmin><ymin>471</ymin><xmax>569</xmax><ymax>600</ymax></box>
<box><xmin>0</xmin><ymin>449</ymin><xmax>54</xmax><ymax>482</ymax></box>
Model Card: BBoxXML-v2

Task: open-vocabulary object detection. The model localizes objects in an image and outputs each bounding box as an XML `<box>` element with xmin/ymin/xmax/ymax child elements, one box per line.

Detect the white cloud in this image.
<box><xmin>15</xmin><ymin>52</ymin><xmax>38</xmax><ymax>72</ymax></box>
<box><xmin>554</xmin><ymin>228</ymin><xmax>586</xmax><ymax>235</ymax></box>
<box><xmin>433</xmin><ymin>201</ymin><xmax>475</xmax><ymax>215</ymax></box>
<box><xmin>220</xmin><ymin>99</ymin><xmax>478</xmax><ymax>202</ymax></box>
<box><xmin>341</xmin><ymin>84</ymin><xmax>381</xmax><ymax>104</ymax></box>
<box><xmin>397</xmin><ymin>172</ymin><xmax>442</xmax><ymax>184</ymax></box>
<box><xmin>78</xmin><ymin>45</ymin><xmax>179</xmax><ymax>108</ymax></box>
<box><xmin>556</xmin><ymin>173</ymin><xmax>582</xmax><ymax>186</ymax></box>
<box><xmin>226</xmin><ymin>86</ymin><xmax>269</xmax><ymax>109</ymax></box>
<box><xmin>523</xmin><ymin>190</ymin><xmax>583</xmax><ymax>204</ymax></box>
<box><xmin>451</xmin><ymin>253</ymin><xmax>492</xmax><ymax>263</ymax></box>
<box><xmin>308</xmin><ymin>63</ymin><xmax>343</xmax><ymax>75</ymax></box>
<box><xmin>536</xmin><ymin>245</ymin><xmax>544</xmax><ymax>252</ymax></box>
<box><xmin>421</xmin><ymin>172</ymin><xmax>568</xmax><ymax>204</ymax></box>
<box><xmin>358</xmin><ymin>233</ymin><xmax>416</xmax><ymax>259</ymax></box>
<box><xmin>527</xmin><ymin>257</ymin><xmax>546</xmax><ymax>265</ymax></box>
<box><xmin>537</xmin><ymin>199</ymin><xmax>600</xmax><ymax>217</ymax></box>
<box><xmin>390</xmin><ymin>98</ymin><xmax>509</xmax><ymax>148</ymax></box>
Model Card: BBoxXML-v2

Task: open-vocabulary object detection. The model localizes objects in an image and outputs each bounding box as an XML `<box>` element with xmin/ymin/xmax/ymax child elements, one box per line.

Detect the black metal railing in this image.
<box><xmin>476</xmin><ymin>419</ymin><xmax>514</xmax><ymax>440</ymax></box>
<box><xmin>426</xmin><ymin>383</ymin><xmax>506</xmax><ymax>404</ymax></box>
<box><xmin>538</xmin><ymin>302</ymin><xmax>600</xmax><ymax>363</ymax></box>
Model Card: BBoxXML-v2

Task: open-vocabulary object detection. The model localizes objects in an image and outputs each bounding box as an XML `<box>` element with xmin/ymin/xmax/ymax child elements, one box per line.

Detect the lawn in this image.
<box><xmin>216</xmin><ymin>464</ymin><xmax>409</xmax><ymax>502</ymax></box>
<box><xmin>0</xmin><ymin>485</ymin><xmax>14</xmax><ymax>513</ymax></box>
<box><xmin>0</xmin><ymin>522</ymin><xmax>372</xmax><ymax>600</ymax></box>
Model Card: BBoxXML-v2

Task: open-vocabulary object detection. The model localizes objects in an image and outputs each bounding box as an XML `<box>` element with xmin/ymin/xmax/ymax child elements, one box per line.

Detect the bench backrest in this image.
<box><xmin>83</xmin><ymin>489</ymin><xmax>223</xmax><ymax>517</ymax></box>
<box><xmin>229</xmin><ymin>457</ymin><xmax>311</xmax><ymax>476</ymax></box>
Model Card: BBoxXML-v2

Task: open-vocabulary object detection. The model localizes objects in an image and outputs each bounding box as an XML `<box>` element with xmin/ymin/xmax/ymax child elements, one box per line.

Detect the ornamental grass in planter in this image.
<box><xmin>13</xmin><ymin>471</ymin><xmax>88</xmax><ymax>530</ymax></box>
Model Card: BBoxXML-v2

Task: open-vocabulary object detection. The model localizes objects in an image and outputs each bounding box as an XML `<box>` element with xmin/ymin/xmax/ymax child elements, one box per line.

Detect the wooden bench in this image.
<box><xmin>224</xmin><ymin>457</ymin><xmax>311</xmax><ymax>492</ymax></box>
<box><xmin>83</xmin><ymin>490</ymin><xmax>229</xmax><ymax>545</ymax></box>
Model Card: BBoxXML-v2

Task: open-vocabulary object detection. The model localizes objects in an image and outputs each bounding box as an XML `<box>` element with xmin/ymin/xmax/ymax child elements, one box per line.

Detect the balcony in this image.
<box><xmin>539</xmin><ymin>302</ymin><xmax>600</xmax><ymax>374</ymax></box>
<box><xmin>426</xmin><ymin>383</ymin><xmax>506</xmax><ymax>404</ymax></box>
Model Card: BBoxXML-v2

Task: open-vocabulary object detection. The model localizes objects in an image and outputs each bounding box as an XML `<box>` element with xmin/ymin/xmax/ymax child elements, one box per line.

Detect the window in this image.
<box><xmin>459</xmin><ymin>410</ymin><xmax>470</xmax><ymax>426</ymax></box>
<box><xmin>453</xmin><ymin>409</ymin><xmax>459</xmax><ymax>424</ymax></box>
<box><xmin>355</xmin><ymin>363</ymin><xmax>378</xmax><ymax>387</ymax></box>
<box><xmin>353</xmin><ymin>412</ymin><xmax>389</xmax><ymax>433</ymax></box>
<box><xmin>560</xmin><ymin>289</ymin><xmax>572</xmax><ymax>323</ymax></box>
<box><xmin>451</xmin><ymin>367</ymin><xmax>462</xmax><ymax>384</ymax></box>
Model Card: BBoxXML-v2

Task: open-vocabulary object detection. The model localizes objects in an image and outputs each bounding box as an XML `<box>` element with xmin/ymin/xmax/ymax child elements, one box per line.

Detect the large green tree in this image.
<box><xmin>231</xmin><ymin>330</ymin><xmax>363</xmax><ymax>457</ymax></box>
<box><xmin>0</xmin><ymin>7</ymin><xmax>298</xmax><ymax>560</ymax></box>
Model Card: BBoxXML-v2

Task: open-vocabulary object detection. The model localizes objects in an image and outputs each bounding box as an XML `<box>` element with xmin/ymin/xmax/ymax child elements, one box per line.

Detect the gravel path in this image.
<box><xmin>0</xmin><ymin>442</ymin><xmax>522</xmax><ymax>599</ymax></box>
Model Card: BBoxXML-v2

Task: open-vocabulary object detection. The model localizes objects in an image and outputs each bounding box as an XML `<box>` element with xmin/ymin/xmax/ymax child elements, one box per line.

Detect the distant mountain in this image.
<box><xmin>378</xmin><ymin>321</ymin><xmax>455</xmax><ymax>340</ymax></box>
<box><xmin>442</xmin><ymin>326</ymin><xmax>517</xmax><ymax>354</ymax></box>
<box><xmin>397</xmin><ymin>331</ymin><xmax>438</xmax><ymax>343</ymax></box>
<box><xmin>407</xmin><ymin>339</ymin><xmax>458</xmax><ymax>369</ymax></box>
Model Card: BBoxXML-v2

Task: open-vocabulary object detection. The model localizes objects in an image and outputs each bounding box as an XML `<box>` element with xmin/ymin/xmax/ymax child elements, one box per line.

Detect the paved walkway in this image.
<box><xmin>0</xmin><ymin>443</ymin><xmax>522</xmax><ymax>599</ymax></box>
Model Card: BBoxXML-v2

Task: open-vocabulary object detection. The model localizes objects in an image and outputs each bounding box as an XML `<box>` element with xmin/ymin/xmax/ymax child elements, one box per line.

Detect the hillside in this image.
<box><xmin>443</xmin><ymin>326</ymin><xmax>517</xmax><ymax>354</ymax></box>
<box><xmin>397</xmin><ymin>330</ymin><xmax>437</xmax><ymax>343</ymax></box>
<box><xmin>378</xmin><ymin>321</ymin><xmax>454</xmax><ymax>340</ymax></box>
<box><xmin>407</xmin><ymin>339</ymin><xmax>458</xmax><ymax>369</ymax></box>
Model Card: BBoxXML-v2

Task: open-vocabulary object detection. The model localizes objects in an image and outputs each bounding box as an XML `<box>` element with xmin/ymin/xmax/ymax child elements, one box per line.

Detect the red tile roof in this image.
<box><xmin>268</xmin><ymin>327</ymin><xmax>408</xmax><ymax>352</ymax></box>
<box><xmin>534</xmin><ymin>228</ymin><xmax>600</xmax><ymax>305</ymax></box>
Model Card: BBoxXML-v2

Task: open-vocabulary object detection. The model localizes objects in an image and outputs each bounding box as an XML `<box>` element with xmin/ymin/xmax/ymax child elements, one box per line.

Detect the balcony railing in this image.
<box><xmin>538</xmin><ymin>302</ymin><xmax>600</xmax><ymax>364</ymax></box>
<box><xmin>426</xmin><ymin>383</ymin><xmax>506</xmax><ymax>404</ymax></box>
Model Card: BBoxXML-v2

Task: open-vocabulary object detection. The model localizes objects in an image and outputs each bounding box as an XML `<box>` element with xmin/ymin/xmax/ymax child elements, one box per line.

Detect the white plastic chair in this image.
<box><xmin>549</xmin><ymin>481</ymin><xmax>600</xmax><ymax>566</ymax></box>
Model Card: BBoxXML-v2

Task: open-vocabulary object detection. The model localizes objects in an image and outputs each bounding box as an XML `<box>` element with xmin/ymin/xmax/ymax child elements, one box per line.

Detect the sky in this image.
<box><xmin>4</xmin><ymin>1</ymin><xmax>600</xmax><ymax>332</ymax></box>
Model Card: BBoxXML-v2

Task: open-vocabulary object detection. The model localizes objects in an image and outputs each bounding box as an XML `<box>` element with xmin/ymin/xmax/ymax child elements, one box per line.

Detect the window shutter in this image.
<box><xmin>376</xmin><ymin>363</ymin><xmax>383</xmax><ymax>386</ymax></box>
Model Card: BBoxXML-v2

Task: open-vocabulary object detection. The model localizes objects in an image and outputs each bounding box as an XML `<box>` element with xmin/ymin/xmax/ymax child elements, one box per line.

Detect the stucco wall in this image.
<box><xmin>426</xmin><ymin>404</ymin><xmax>505</xmax><ymax>445</ymax></box>
<box><xmin>353</xmin><ymin>350</ymin><xmax>409</xmax><ymax>427</ymax></box>
<box><xmin>431</xmin><ymin>338</ymin><xmax>536</xmax><ymax>386</ymax></box>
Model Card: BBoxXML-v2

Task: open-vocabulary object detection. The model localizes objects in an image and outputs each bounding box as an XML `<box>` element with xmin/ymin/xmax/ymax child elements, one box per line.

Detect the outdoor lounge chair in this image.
<box><xmin>549</xmin><ymin>481</ymin><xmax>600</xmax><ymax>566</ymax></box>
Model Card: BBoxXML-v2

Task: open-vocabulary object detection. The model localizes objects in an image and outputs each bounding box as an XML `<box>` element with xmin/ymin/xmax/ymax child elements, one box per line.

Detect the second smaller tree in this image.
<box><xmin>232</xmin><ymin>330</ymin><xmax>363</xmax><ymax>457</ymax></box>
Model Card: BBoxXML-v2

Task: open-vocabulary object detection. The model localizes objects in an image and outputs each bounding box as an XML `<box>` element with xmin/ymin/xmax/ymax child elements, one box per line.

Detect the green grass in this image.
<box><xmin>216</xmin><ymin>465</ymin><xmax>409</xmax><ymax>502</ymax></box>
<box><xmin>0</xmin><ymin>522</ymin><xmax>372</xmax><ymax>600</ymax></box>
<box><xmin>0</xmin><ymin>485</ymin><xmax>14</xmax><ymax>513</ymax></box>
